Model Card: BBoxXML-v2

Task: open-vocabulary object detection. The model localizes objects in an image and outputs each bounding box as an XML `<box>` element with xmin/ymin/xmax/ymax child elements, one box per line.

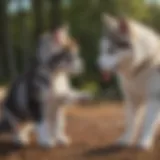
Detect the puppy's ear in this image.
<box><xmin>101</xmin><ymin>13</ymin><xmax>118</xmax><ymax>31</ymax></box>
<box><xmin>53</xmin><ymin>24</ymin><xmax>70</xmax><ymax>46</ymax></box>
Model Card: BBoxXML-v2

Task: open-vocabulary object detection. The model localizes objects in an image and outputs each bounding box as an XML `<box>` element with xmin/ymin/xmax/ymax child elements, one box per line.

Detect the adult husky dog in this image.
<box><xmin>1</xmin><ymin>25</ymin><xmax>90</xmax><ymax>148</ymax></box>
<box><xmin>97</xmin><ymin>14</ymin><xmax>160</xmax><ymax>150</ymax></box>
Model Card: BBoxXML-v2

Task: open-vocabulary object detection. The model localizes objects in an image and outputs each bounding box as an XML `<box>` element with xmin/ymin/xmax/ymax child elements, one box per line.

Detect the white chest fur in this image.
<box><xmin>52</xmin><ymin>72</ymin><xmax>71</xmax><ymax>97</ymax></box>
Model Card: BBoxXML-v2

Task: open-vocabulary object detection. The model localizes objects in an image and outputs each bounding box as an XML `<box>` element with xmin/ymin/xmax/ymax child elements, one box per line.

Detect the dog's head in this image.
<box><xmin>97</xmin><ymin>14</ymin><xmax>160</xmax><ymax>80</ymax></box>
<box><xmin>37</xmin><ymin>25</ymin><xmax>84</xmax><ymax>75</ymax></box>
<box><xmin>97</xmin><ymin>14</ymin><xmax>134</xmax><ymax>78</ymax></box>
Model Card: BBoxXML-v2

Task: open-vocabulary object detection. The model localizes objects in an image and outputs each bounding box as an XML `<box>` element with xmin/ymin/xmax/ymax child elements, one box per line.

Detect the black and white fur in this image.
<box><xmin>98</xmin><ymin>14</ymin><xmax>160</xmax><ymax>150</ymax></box>
<box><xmin>1</xmin><ymin>26</ymin><xmax>91</xmax><ymax>148</ymax></box>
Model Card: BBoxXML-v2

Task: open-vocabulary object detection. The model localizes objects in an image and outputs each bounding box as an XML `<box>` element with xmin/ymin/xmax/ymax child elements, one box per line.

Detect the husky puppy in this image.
<box><xmin>1</xmin><ymin>25</ymin><xmax>90</xmax><ymax>148</ymax></box>
<box><xmin>97</xmin><ymin>14</ymin><xmax>160</xmax><ymax>150</ymax></box>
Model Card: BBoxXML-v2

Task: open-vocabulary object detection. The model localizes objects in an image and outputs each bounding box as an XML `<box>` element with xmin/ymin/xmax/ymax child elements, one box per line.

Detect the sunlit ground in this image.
<box><xmin>0</xmin><ymin>89</ymin><xmax>160</xmax><ymax>160</ymax></box>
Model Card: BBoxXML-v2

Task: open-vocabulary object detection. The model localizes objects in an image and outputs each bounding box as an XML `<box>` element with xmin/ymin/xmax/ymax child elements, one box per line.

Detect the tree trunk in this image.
<box><xmin>50</xmin><ymin>0</ymin><xmax>62</xmax><ymax>30</ymax></box>
<box><xmin>0</xmin><ymin>0</ymin><xmax>17</xmax><ymax>80</ymax></box>
<box><xmin>32</xmin><ymin>0</ymin><xmax>44</xmax><ymax>43</ymax></box>
<box><xmin>18</xmin><ymin>0</ymin><xmax>30</xmax><ymax>71</ymax></box>
<box><xmin>0</xmin><ymin>44</ymin><xmax>4</xmax><ymax>79</ymax></box>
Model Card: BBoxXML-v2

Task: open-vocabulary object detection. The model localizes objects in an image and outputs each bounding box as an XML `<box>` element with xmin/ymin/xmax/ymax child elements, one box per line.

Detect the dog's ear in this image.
<box><xmin>101</xmin><ymin>13</ymin><xmax>118</xmax><ymax>31</ymax></box>
<box><xmin>118</xmin><ymin>17</ymin><xmax>129</xmax><ymax>34</ymax></box>
<box><xmin>53</xmin><ymin>24</ymin><xmax>70</xmax><ymax>46</ymax></box>
<box><xmin>101</xmin><ymin>13</ymin><xmax>130</xmax><ymax>35</ymax></box>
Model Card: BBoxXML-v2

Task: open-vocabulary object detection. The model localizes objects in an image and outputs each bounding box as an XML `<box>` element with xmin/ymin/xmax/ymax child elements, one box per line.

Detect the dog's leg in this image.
<box><xmin>116</xmin><ymin>81</ymin><xmax>144</xmax><ymax>146</ymax></box>
<box><xmin>129</xmin><ymin>104</ymin><xmax>146</xmax><ymax>145</ymax></box>
<box><xmin>117</xmin><ymin>101</ymin><xmax>136</xmax><ymax>146</ymax></box>
<box><xmin>5</xmin><ymin>109</ymin><xmax>33</xmax><ymax>145</ymax></box>
<box><xmin>36</xmin><ymin>100</ymin><xmax>57</xmax><ymax>148</ymax></box>
<box><xmin>13</xmin><ymin>123</ymin><xmax>34</xmax><ymax>145</ymax></box>
<box><xmin>36</xmin><ymin>120</ymin><xmax>56</xmax><ymax>148</ymax></box>
<box><xmin>54</xmin><ymin>107</ymin><xmax>71</xmax><ymax>146</ymax></box>
<box><xmin>137</xmin><ymin>100</ymin><xmax>160</xmax><ymax>150</ymax></box>
<box><xmin>116</xmin><ymin>80</ymin><xmax>140</xmax><ymax>146</ymax></box>
<box><xmin>117</xmin><ymin>102</ymin><xmax>147</xmax><ymax>146</ymax></box>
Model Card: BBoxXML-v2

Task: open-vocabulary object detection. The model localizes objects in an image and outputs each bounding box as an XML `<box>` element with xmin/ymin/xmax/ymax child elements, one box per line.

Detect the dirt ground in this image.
<box><xmin>0</xmin><ymin>101</ymin><xmax>160</xmax><ymax>160</ymax></box>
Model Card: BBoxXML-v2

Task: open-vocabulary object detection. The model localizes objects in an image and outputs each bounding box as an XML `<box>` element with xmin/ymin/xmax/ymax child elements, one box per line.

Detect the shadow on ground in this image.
<box><xmin>0</xmin><ymin>102</ymin><xmax>158</xmax><ymax>160</ymax></box>
<box><xmin>0</xmin><ymin>141</ymin><xmax>21</xmax><ymax>156</ymax></box>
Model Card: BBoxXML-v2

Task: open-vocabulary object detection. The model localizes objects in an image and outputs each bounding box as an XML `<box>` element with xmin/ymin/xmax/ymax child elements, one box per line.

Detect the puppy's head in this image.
<box><xmin>97</xmin><ymin>14</ymin><xmax>134</xmax><ymax>78</ymax></box>
<box><xmin>37</xmin><ymin>25</ymin><xmax>84</xmax><ymax>75</ymax></box>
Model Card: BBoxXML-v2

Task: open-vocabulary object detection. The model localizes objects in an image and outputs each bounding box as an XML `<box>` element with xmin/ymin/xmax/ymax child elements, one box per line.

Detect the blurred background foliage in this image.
<box><xmin>0</xmin><ymin>0</ymin><xmax>160</xmax><ymax>99</ymax></box>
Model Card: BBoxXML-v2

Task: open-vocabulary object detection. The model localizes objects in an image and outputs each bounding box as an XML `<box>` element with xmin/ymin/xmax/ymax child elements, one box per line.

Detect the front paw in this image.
<box><xmin>13</xmin><ymin>135</ymin><xmax>30</xmax><ymax>146</ymax></box>
<box><xmin>137</xmin><ymin>139</ymin><xmax>154</xmax><ymax>151</ymax></box>
<box><xmin>36</xmin><ymin>122</ymin><xmax>57</xmax><ymax>148</ymax></box>
<box><xmin>56</xmin><ymin>134</ymin><xmax>71</xmax><ymax>146</ymax></box>
<box><xmin>115</xmin><ymin>135</ymin><xmax>132</xmax><ymax>147</ymax></box>
<box><xmin>38</xmin><ymin>138</ymin><xmax>57</xmax><ymax>148</ymax></box>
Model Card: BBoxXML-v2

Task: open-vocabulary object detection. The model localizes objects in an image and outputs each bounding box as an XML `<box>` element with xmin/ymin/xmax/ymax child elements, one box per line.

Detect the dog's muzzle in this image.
<box><xmin>97</xmin><ymin>59</ymin><xmax>114</xmax><ymax>82</ymax></box>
